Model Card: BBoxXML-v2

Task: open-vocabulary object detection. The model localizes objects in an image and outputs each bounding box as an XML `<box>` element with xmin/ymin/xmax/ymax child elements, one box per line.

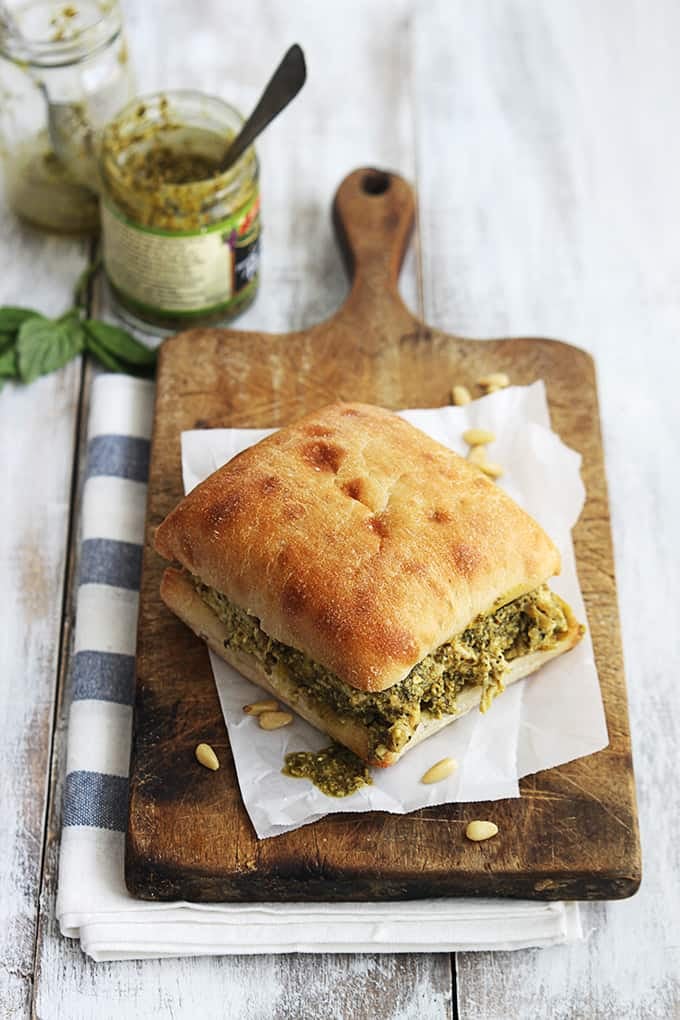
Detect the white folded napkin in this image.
<box><xmin>56</xmin><ymin>374</ymin><xmax>584</xmax><ymax>961</ymax></box>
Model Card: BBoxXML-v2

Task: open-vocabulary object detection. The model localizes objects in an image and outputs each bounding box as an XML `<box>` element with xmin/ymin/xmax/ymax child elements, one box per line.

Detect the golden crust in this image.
<box><xmin>160</xmin><ymin>569</ymin><xmax>584</xmax><ymax>768</ymax></box>
<box><xmin>155</xmin><ymin>402</ymin><xmax>561</xmax><ymax>693</ymax></box>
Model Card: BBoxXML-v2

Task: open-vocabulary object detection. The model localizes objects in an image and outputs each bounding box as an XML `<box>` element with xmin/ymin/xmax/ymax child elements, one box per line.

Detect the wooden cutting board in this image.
<box><xmin>127</xmin><ymin>168</ymin><xmax>641</xmax><ymax>902</ymax></box>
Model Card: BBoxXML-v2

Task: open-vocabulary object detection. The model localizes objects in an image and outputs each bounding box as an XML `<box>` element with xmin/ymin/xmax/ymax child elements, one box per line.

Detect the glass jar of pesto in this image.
<box><xmin>99</xmin><ymin>90</ymin><xmax>261</xmax><ymax>332</ymax></box>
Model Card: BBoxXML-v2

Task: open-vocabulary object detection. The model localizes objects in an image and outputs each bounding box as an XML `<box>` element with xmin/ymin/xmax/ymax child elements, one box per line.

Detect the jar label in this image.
<box><xmin>101</xmin><ymin>194</ymin><xmax>260</xmax><ymax>317</ymax></box>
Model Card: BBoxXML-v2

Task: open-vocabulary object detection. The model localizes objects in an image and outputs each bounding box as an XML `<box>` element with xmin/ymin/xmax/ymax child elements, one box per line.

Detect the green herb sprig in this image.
<box><xmin>0</xmin><ymin>265</ymin><xmax>157</xmax><ymax>392</ymax></box>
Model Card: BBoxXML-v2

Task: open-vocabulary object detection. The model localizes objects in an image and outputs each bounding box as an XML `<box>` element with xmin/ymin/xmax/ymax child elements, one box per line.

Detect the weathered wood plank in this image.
<box><xmin>36</xmin><ymin>924</ymin><xmax>453</xmax><ymax>1020</ymax></box>
<box><xmin>411</xmin><ymin>1</ymin><xmax>680</xmax><ymax>1016</ymax></box>
<box><xmin>31</xmin><ymin>2</ymin><xmax>455</xmax><ymax>1017</ymax></box>
<box><xmin>0</xmin><ymin>207</ymin><xmax>87</xmax><ymax>1011</ymax></box>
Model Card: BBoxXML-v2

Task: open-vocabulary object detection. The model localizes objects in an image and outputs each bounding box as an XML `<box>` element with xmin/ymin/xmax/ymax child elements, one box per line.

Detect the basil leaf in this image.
<box><xmin>0</xmin><ymin>331</ymin><xmax>16</xmax><ymax>355</ymax></box>
<box><xmin>17</xmin><ymin>315</ymin><xmax>85</xmax><ymax>383</ymax></box>
<box><xmin>0</xmin><ymin>347</ymin><xmax>18</xmax><ymax>377</ymax></box>
<box><xmin>57</xmin><ymin>308</ymin><xmax>82</xmax><ymax>325</ymax></box>
<box><xmin>63</xmin><ymin>315</ymin><xmax>89</xmax><ymax>349</ymax></box>
<box><xmin>83</xmin><ymin>330</ymin><xmax>127</xmax><ymax>372</ymax></box>
<box><xmin>0</xmin><ymin>307</ymin><xmax>41</xmax><ymax>332</ymax></box>
<box><xmin>84</xmin><ymin>320</ymin><xmax>157</xmax><ymax>375</ymax></box>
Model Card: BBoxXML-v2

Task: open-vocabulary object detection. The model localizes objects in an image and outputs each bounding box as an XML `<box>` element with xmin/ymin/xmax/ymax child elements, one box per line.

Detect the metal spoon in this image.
<box><xmin>219</xmin><ymin>43</ymin><xmax>306</xmax><ymax>173</ymax></box>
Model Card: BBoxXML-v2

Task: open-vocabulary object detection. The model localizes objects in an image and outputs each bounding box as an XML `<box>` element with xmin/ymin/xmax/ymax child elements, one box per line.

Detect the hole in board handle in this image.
<box><xmin>361</xmin><ymin>170</ymin><xmax>391</xmax><ymax>195</ymax></box>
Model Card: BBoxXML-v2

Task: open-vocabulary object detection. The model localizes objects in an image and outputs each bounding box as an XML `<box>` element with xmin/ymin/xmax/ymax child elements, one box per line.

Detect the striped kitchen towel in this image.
<box><xmin>56</xmin><ymin>373</ymin><xmax>583</xmax><ymax>962</ymax></box>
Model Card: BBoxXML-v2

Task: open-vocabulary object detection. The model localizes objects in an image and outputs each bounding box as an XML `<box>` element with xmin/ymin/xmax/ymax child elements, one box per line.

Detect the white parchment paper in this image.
<box><xmin>181</xmin><ymin>383</ymin><xmax>608</xmax><ymax>838</ymax></box>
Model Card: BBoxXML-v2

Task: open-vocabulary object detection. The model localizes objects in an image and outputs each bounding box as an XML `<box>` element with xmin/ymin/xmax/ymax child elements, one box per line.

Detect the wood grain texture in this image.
<box><xmin>37</xmin><ymin>938</ymin><xmax>453</xmax><ymax>1020</ymax></box>
<box><xmin>127</xmin><ymin>167</ymin><xmax>639</xmax><ymax>904</ymax></box>
<box><xmin>0</xmin><ymin>207</ymin><xmax>86</xmax><ymax>1012</ymax></box>
<box><xmin>412</xmin><ymin>1</ymin><xmax>680</xmax><ymax>1016</ymax></box>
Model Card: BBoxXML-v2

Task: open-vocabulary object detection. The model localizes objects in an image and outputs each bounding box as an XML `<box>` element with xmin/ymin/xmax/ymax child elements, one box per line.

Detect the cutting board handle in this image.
<box><xmin>332</xmin><ymin>168</ymin><xmax>416</xmax><ymax>309</ymax></box>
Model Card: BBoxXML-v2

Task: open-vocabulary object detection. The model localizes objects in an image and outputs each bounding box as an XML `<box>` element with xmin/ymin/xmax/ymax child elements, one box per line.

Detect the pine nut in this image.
<box><xmin>463</xmin><ymin>428</ymin><xmax>495</xmax><ymax>446</ymax></box>
<box><xmin>243</xmin><ymin>698</ymin><xmax>280</xmax><ymax>715</ymax></box>
<box><xmin>451</xmin><ymin>385</ymin><xmax>471</xmax><ymax>406</ymax></box>
<box><xmin>421</xmin><ymin>757</ymin><xmax>458</xmax><ymax>784</ymax></box>
<box><xmin>467</xmin><ymin>445</ymin><xmax>488</xmax><ymax>466</ymax></box>
<box><xmin>465</xmin><ymin>820</ymin><xmax>499</xmax><ymax>842</ymax></box>
<box><xmin>195</xmin><ymin>742</ymin><xmax>220</xmax><ymax>771</ymax></box>
<box><xmin>259</xmin><ymin>710</ymin><xmax>294</xmax><ymax>730</ymax></box>
<box><xmin>477</xmin><ymin>372</ymin><xmax>509</xmax><ymax>389</ymax></box>
<box><xmin>485</xmin><ymin>384</ymin><xmax>503</xmax><ymax>394</ymax></box>
<box><xmin>479</xmin><ymin>461</ymin><xmax>504</xmax><ymax>479</ymax></box>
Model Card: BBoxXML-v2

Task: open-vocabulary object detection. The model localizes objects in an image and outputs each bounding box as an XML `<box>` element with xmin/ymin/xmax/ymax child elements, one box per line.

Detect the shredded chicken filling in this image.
<box><xmin>195</xmin><ymin>580</ymin><xmax>568</xmax><ymax>759</ymax></box>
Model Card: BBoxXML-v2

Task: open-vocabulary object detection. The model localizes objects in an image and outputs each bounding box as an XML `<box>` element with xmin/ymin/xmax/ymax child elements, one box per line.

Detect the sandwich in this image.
<box><xmin>155</xmin><ymin>402</ymin><xmax>584</xmax><ymax>767</ymax></box>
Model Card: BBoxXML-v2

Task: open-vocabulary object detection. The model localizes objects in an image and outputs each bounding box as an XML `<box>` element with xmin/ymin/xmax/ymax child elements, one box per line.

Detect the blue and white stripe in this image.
<box><xmin>63</xmin><ymin>375</ymin><xmax>154</xmax><ymax>836</ymax></box>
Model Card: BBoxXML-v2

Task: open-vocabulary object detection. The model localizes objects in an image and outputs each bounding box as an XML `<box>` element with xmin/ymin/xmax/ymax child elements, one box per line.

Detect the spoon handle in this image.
<box><xmin>221</xmin><ymin>44</ymin><xmax>306</xmax><ymax>172</ymax></box>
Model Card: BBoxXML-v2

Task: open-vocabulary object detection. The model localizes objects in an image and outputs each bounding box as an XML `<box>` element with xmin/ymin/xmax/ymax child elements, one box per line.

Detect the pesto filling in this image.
<box><xmin>283</xmin><ymin>744</ymin><xmax>373</xmax><ymax>798</ymax></box>
<box><xmin>195</xmin><ymin>580</ymin><xmax>568</xmax><ymax>760</ymax></box>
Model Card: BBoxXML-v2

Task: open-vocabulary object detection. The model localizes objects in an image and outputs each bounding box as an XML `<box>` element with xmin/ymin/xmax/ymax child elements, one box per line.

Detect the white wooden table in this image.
<box><xmin>1</xmin><ymin>2</ymin><xmax>678</xmax><ymax>1016</ymax></box>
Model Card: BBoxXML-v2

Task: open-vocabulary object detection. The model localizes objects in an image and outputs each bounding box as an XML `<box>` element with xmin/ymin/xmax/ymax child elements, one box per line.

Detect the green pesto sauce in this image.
<box><xmin>121</xmin><ymin>138</ymin><xmax>226</xmax><ymax>187</ymax></box>
<box><xmin>102</xmin><ymin>97</ymin><xmax>249</xmax><ymax>230</ymax></box>
<box><xmin>196</xmin><ymin>580</ymin><xmax>569</xmax><ymax>761</ymax></box>
<box><xmin>283</xmin><ymin>744</ymin><xmax>373</xmax><ymax>798</ymax></box>
<box><xmin>5</xmin><ymin>130</ymin><xmax>100</xmax><ymax>235</ymax></box>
